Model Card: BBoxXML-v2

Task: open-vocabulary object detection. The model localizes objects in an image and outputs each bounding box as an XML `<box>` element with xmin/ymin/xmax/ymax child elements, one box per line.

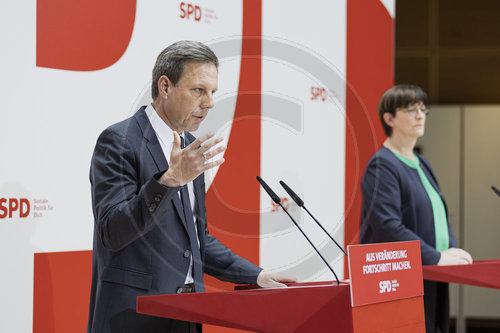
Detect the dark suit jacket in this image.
<box><xmin>359</xmin><ymin>146</ymin><xmax>458</xmax><ymax>333</ymax></box>
<box><xmin>87</xmin><ymin>106</ymin><xmax>262</xmax><ymax>333</ymax></box>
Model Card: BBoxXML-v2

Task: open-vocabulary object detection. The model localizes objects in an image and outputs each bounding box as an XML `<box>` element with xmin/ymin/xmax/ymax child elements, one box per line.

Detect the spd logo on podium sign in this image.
<box><xmin>347</xmin><ymin>241</ymin><xmax>423</xmax><ymax>307</ymax></box>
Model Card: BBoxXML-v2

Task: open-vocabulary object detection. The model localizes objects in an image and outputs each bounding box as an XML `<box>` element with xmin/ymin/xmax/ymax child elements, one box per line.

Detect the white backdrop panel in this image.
<box><xmin>0</xmin><ymin>1</ymin><xmax>243</xmax><ymax>331</ymax></box>
<box><xmin>260</xmin><ymin>0</ymin><xmax>346</xmax><ymax>281</ymax></box>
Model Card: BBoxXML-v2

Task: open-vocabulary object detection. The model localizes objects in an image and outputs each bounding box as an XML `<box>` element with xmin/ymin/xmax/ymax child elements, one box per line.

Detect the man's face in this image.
<box><xmin>160</xmin><ymin>61</ymin><xmax>218</xmax><ymax>133</ymax></box>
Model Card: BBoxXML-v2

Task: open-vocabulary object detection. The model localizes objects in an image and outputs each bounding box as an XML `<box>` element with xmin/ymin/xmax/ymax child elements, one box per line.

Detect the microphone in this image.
<box><xmin>256</xmin><ymin>176</ymin><xmax>340</xmax><ymax>285</ymax></box>
<box><xmin>257</xmin><ymin>176</ymin><xmax>281</xmax><ymax>204</ymax></box>
<box><xmin>280</xmin><ymin>180</ymin><xmax>348</xmax><ymax>257</ymax></box>
<box><xmin>491</xmin><ymin>185</ymin><xmax>500</xmax><ymax>197</ymax></box>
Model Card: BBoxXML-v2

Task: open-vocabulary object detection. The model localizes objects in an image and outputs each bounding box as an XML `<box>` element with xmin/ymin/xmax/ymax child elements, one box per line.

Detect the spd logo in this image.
<box><xmin>180</xmin><ymin>2</ymin><xmax>202</xmax><ymax>21</ymax></box>
<box><xmin>0</xmin><ymin>198</ymin><xmax>30</xmax><ymax>219</ymax></box>
<box><xmin>311</xmin><ymin>86</ymin><xmax>337</xmax><ymax>102</ymax></box>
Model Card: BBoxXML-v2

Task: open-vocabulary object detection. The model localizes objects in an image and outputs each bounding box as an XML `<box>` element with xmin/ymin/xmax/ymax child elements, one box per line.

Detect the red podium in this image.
<box><xmin>138</xmin><ymin>241</ymin><xmax>427</xmax><ymax>332</ymax></box>
<box><xmin>423</xmin><ymin>259</ymin><xmax>500</xmax><ymax>289</ymax></box>
<box><xmin>137</xmin><ymin>281</ymin><xmax>425</xmax><ymax>333</ymax></box>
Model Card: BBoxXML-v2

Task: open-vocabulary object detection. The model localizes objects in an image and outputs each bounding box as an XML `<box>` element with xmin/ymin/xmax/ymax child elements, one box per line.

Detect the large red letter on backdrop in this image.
<box><xmin>36</xmin><ymin>0</ymin><xmax>136</xmax><ymax>71</ymax></box>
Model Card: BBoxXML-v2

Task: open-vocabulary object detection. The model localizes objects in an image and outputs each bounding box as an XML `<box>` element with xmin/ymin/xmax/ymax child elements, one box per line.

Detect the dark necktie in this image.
<box><xmin>180</xmin><ymin>136</ymin><xmax>204</xmax><ymax>292</ymax></box>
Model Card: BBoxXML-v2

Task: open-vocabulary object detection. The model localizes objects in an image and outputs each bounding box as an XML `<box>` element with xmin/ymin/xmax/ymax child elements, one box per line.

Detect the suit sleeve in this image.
<box><xmin>203</xmin><ymin>233</ymin><xmax>263</xmax><ymax>284</ymax></box>
<box><xmin>193</xmin><ymin>175</ymin><xmax>262</xmax><ymax>284</ymax></box>
<box><xmin>361</xmin><ymin>158</ymin><xmax>442</xmax><ymax>265</ymax></box>
<box><xmin>90</xmin><ymin>128</ymin><xmax>180</xmax><ymax>252</ymax></box>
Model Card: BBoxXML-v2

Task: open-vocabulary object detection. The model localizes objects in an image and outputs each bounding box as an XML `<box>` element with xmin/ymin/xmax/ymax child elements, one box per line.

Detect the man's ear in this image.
<box><xmin>157</xmin><ymin>75</ymin><xmax>172</xmax><ymax>98</ymax></box>
<box><xmin>383</xmin><ymin>112</ymin><xmax>394</xmax><ymax>128</ymax></box>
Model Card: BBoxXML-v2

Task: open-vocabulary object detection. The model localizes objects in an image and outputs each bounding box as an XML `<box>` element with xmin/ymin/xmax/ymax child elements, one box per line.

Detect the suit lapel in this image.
<box><xmin>134</xmin><ymin>107</ymin><xmax>188</xmax><ymax>231</ymax></box>
<box><xmin>419</xmin><ymin>157</ymin><xmax>449</xmax><ymax>218</ymax></box>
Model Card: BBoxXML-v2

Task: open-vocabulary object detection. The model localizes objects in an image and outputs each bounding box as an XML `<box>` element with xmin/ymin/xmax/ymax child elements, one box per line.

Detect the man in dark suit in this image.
<box><xmin>87</xmin><ymin>40</ymin><xmax>294</xmax><ymax>333</ymax></box>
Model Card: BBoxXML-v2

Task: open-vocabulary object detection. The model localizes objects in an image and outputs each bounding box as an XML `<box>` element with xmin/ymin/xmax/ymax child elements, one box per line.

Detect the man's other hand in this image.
<box><xmin>256</xmin><ymin>270</ymin><xmax>297</xmax><ymax>288</ymax></box>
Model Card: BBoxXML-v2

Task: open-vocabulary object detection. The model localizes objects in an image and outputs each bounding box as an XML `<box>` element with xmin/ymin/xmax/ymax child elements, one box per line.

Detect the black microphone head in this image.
<box><xmin>279</xmin><ymin>180</ymin><xmax>304</xmax><ymax>207</ymax></box>
<box><xmin>256</xmin><ymin>176</ymin><xmax>281</xmax><ymax>204</ymax></box>
<box><xmin>491</xmin><ymin>185</ymin><xmax>500</xmax><ymax>197</ymax></box>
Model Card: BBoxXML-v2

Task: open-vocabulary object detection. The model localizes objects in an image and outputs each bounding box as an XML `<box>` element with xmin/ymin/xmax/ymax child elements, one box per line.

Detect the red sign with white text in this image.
<box><xmin>348</xmin><ymin>241</ymin><xmax>423</xmax><ymax>307</ymax></box>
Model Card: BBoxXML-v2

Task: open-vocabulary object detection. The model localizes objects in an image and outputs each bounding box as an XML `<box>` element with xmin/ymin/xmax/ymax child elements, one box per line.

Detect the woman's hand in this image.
<box><xmin>438</xmin><ymin>247</ymin><xmax>473</xmax><ymax>265</ymax></box>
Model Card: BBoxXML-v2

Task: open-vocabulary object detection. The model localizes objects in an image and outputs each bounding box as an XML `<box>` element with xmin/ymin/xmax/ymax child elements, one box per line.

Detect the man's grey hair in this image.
<box><xmin>151</xmin><ymin>40</ymin><xmax>219</xmax><ymax>100</ymax></box>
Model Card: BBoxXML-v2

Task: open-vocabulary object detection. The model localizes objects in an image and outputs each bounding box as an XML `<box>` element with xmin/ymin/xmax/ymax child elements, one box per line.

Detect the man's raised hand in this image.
<box><xmin>159</xmin><ymin>132</ymin><xmax>226</xmax><ymax>187</ymax></box>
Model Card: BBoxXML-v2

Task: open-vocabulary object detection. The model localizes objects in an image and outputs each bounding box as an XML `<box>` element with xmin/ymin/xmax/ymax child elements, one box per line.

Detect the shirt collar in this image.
<box><xmin>145</xmin><ymin>104</ymin><xmax>184</xmax><ymax>144</ymax></box>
